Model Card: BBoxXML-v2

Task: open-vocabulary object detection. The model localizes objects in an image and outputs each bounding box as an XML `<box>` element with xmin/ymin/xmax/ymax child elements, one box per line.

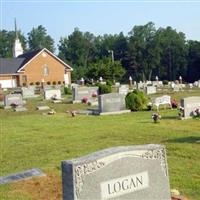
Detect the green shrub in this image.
<box><xmin>47</xmin><ymin>81</ymin><xmax>51</xmax><ymax>85</ymax></box>
<box><xmin>163</xmin><ymin>80</ymin><xmax>168</xmax><ymax>85</ymax></box>
<box><xmin>64</xmin><ymin>87</ymin><xmax>72</xmax><ymax>95</ymax></box>
<box><xmin>58</xmin><ymin>81</ymin><xmax>62</xmax><ymax>85</ymax></box>
<box><xmin>106</xmin><ymin>80</ymin><xmax>113</xmax><ymax>86</ymax></box>
<box><xmin>29</xmin><ymin>82</ymin><xmax>34</xmax><ymax>86</ymax></box>
<box><xmin>52</xmin><ymin>81</ymin><xmax>56</xmax><ymax>85</ymax></box>
<box><xmin>98</xmin><ymin>84</ymin><xmax>112</xmax><ymax>94</ymax></box>
<box><xmin>125</xmin><ymin>90</ymin><xmax>147</xmax><ymax>111</ymax></box>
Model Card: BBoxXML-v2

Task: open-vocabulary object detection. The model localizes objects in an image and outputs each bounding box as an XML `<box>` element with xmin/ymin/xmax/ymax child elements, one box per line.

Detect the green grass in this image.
<box><xmin>0</xmin><ymin>91</ymin><xmax>200</xmax><ymax>200</ymax></box>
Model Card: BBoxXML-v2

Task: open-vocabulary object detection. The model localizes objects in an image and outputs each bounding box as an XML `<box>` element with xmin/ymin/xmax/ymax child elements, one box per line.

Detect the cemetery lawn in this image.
<box><xmin>0</xmin><ymin>91</ymin><xmax>200</xmax><ymax>200</ymax></box>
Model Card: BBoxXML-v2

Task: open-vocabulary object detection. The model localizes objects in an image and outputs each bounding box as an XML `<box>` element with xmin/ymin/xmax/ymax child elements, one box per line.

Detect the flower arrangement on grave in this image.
<box><xmin>178</xmin><ymin>106</ymin><xmax>184</xmax><ymax>118</ymax></box>
<box><xmin>147</xmin><ymin>102</ymin><xmax>152</xmax><ymax>111</ymax></box>
<box><xmin>91</xmin><ymin>92</ymin><xmax>97</xmax><ymax>98</ymax></box>
<box><xmin>52</xmin><ymin>94</ymin><xmax>57</xmax><ymax>100</ymax></box>
<box><xmin>171</xmin><ymin>99</ymin><xmax>178</xmax><ymax>108</ymax></box>
<box><xmin>192</xmin><ymin>108</ymin><xmax>200</xmax><ymax>118</ymax></box>
<box><xmin>82</xmin><ymin>97</ymin><xmax>88</xmax><ymax>104</ymax></box>
<box><xmin>70</xmin><ymin>110</ymin><xmax>76</xmax><ymax>117</ymax></box>
<box><xmin>10</xmin><ymin>102</ymin><xmax>18</xmax><ymax>108</ymax></box>
<box><xmin>152</xmin><ymin>113</ymin><xmax>161</xmax><ymax>123</ymax></box>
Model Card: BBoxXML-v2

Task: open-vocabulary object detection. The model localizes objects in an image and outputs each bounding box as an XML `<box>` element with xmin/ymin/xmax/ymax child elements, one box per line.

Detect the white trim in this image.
<box><xmin>17</xmin><ymin>48</ymin><xmax>73</xmax><ymax>72</ymax></box>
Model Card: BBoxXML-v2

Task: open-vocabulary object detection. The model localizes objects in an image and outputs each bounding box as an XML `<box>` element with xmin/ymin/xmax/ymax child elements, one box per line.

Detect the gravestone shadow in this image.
<box><xmin>167</xmin><ymin>136</ymin><xmax>200</xmax><ymax>143</ymax></box>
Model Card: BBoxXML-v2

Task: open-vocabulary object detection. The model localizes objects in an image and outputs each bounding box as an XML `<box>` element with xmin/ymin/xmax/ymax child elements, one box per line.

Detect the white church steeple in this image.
<box><xmin>13</xmin><ymin>19</ymin><xmax>23</xmax><ymax>57</ymax></box>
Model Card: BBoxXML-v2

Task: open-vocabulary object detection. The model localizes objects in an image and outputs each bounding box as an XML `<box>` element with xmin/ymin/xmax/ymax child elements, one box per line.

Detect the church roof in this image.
<box><xmin>0</xmin><ymin>58</ymin><xmax>25</xmax><ymax>74</ymax></box>
<box><xmin>0</xmin><ymin>48</ymin><xmax>72</xmax><ymax>75</ymax></box>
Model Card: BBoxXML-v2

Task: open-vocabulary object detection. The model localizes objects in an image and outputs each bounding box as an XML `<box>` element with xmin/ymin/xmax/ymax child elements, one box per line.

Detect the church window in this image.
<box><xmin>43</xmin><ymin>65</ymin><xmax>49</xmax><ymax>76</ymax></box>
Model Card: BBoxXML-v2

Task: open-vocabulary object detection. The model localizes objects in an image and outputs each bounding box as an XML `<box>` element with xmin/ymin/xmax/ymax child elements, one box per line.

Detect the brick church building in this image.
<box><xmin>0</xmin><ymin>24</ymin><xmax>72</xmax><ymax>88</ymax></box>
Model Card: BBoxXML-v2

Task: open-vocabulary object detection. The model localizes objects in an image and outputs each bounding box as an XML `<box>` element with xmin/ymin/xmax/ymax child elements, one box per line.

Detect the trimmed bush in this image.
<box><xmin>29</xmin><ymin>82</ymin><xmax>34</xmax><ymax>86</ymax></box>
<box><xmin>52</xmin><ymin>81</ymin><xmax>57</xmax><ymax>85</ymax></box>
<box><xmin>47</xmin><ymin>81</ymin><xmax>51</xmax><ymax>85</ymax></box>
<box><xmin>35</xmin><ymin>81</ymin><xmax>40</xmax><ymax>86</ymax></box>
<box><xmin>98</xmin><ymin>84</ymin><xmax>112</xmax><ymax>95</ymax></box>
<box><xmin>58</xmin><ymin>81</ymin><xmax>62</xmax><ymax>85</ymax></box>
<box><xmin>125</xmin><ymin>90</ymin><xmax>147</xmax><ymax>111</ymax></box>
<box><xmin>163</xmin><ymin>80</ymin><xmax>168</xmax><ymax>85</ymax></box>
<box><xmin>64</xmin><ymin>87</ymin><xmax>72</xmax><ymax>95</ymax></box>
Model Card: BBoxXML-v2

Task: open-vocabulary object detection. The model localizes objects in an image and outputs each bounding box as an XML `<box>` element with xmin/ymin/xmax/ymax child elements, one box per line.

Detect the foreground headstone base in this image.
<box><xmin>99</xmin><ymin>110</ymin><xmax>131</xmax><ymax>115</ymax></box>
<box><xmin>62</xmin><ymin>145</ymin><xmax>171</xmax><ymax>200</ymax></box>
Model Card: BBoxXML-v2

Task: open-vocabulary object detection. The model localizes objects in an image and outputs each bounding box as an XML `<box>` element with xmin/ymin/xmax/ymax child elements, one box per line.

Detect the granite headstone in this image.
<box><xmin>145</xmin><ymin>86</ymin><xmax>157</xmax><ymax>95</ymax></box>
<box><xmin>62</xmin><ymin>144</ymin><xmax>171</xmax><ymax>200</ymax></box>
<box><xmin>72</xmin><ymin>87</ymin><xmax>99</xmax><ymax>103</ymax></box>
<box><xmin>21</xmin><ymin>87</ymin><xmax>36</xmax><ymax>98</ymax></box>
<box><xmin>180</xmin><ymin>96</ymin><xmax>200</xmax><ymax>119</ymax></box>
<box><xmin>118</xmin><ymin>85</ymin><xmax>129</xmax><ymax>95</ymax></box>
<box><xmin>4</xmin><ymin>94</ymin><xmax>23</xmax><ymax>108</ymax></box>
<box><xmin>98</xmin><ymin>93</ymin><xmax>130</xmax><ymax>115</ymax></box>
<box><xmin>44</xmin><ymin>89</ymin><xmax>61</xmax><ymax>100</ymax></box>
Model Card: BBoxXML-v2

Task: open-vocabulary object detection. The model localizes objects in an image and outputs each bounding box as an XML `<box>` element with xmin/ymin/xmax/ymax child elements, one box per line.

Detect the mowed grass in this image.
<box><xmin>0</xmin><ymin>90</ymin><xmax>200</xmax><ymax>200</ymax></box>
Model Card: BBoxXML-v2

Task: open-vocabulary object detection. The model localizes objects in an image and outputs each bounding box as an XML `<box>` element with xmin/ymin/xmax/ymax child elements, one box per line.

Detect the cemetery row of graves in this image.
<box><xmin>0</xmin><ymin>80</ymin><xmax>200</xmax><ymax>200</ymax></box>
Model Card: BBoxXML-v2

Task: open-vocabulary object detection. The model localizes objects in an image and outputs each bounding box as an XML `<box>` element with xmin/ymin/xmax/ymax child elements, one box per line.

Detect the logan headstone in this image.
<box><xmin>180</xmin><ymin>96</ymin><xmax>200</xmax><ymax>119</ymax></box>
<box><xmin>72</xmin><ymin>87</ymin><xmax>99</xmax><ymax>103</ymax></box>
<box><xmin>98</xmin><ymin>93</ymin><xmax>130</xmax><ymax>115</ymax></box>
<box><xmin>62</xmin><ymin>144</ymin><xmax>171</xmax><ymax>200</ymax></box>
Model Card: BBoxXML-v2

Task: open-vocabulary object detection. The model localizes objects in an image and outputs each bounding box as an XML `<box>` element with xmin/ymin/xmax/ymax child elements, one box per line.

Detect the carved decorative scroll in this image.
<box><xmin>141</xmin><ymin>148</ymin><xmax>168</xmax><ymax>176</ymax></box>
<box><xmin>75</xmin><ymin>160</ymin><xmax>105</xmax><ymax>198</ymax></box>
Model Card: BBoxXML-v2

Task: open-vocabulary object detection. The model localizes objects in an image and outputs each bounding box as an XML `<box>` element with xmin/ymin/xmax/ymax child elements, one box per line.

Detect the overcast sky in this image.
<box><xmin>1</xmin><ymin>0</ymin><xmax>200</xmax><ymax>50</ymax></box>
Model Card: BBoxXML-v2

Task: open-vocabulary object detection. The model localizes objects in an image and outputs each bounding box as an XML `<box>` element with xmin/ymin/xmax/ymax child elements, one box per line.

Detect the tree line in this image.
<box><xmin>0</xmin><ymin>22</ymin><xmax>200</xmax><ymax>82</ymax></box>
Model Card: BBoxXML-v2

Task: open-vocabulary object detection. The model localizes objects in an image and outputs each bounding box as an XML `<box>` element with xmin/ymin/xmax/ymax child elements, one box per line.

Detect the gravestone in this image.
<box><xmin>21</xmin><ymin>87</ymin><xmax>36</xmax><ymax>98</ymax></box>
<box><xmin>145</xmin><ymin>86</ymin><xmax>156</xmax><ymax>95</ymax></box>
<box><xmin>180</xmin><ymin>96</ymin><xmax>200</xmax><ymax>119</ymax></box>
<box><xmin>98</xmin><ymin>93</ymin><xmax>130</xmax><ymax>115</ymax></box>
<box><xmin>118</xmin><ymin>85</ymin><xmax>129</xmax><ymax>95</ymax></box>
<box><xmin>4</xmin><ymin>94</ymin><xmax>23</xmax><ymax>109</ymax></box>
<box><xmin>0</xmin><ymin>168</ymin><xmax>45</xmax><ymax>185</ymax></box>
<box><xmin>173</xmin><ymin>85</ymin><xmax>180</xmax><ymax>92</ymax></box>
<box><xmin>72</xmin><ymin>87</ymin><xmax>99</xmax><ymax>103</ymax></box>
<box><xmin>137</xmin><ymin>82</ymin><xmax>145</xmax><ymax>91</ymax></box>
<box><xmin>152</xmin><ymin>95</ymin><xmax>172</xmax><ymax>111</ymax></box>
<box><xmin>62</xmin><ymin>144</ymin><xmax>171</xmax><ymax>200</ymax></box>
<box><xmin>44</xmin><ymin>89</ymin><xmax>61</xmax><ymax>100</ymax></box>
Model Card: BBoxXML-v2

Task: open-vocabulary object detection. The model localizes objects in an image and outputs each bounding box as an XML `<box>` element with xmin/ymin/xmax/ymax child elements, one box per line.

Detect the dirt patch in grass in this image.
<box><xmin>10</xmin><ymin>172</ymin><xmax>62</xmax><ymax>200</ymax></box>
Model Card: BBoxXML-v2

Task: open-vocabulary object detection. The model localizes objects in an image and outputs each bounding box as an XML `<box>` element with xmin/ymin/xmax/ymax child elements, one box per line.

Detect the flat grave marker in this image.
<box><xmin>0</xmin><ymin>168</ymin><xmax>45</xmax><ymax>185</ymax></box>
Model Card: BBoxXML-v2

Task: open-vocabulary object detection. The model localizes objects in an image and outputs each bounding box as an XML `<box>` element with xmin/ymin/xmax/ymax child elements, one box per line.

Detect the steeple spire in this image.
<box><xmin>14</xmin><ymin>18</ymin><xmax>18</xmax><ymax>39</ymax></box>
<box><xmin>12</xmin><ymin>18</ymin><xmax>23</xmax><ymax>57</ymax></box>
